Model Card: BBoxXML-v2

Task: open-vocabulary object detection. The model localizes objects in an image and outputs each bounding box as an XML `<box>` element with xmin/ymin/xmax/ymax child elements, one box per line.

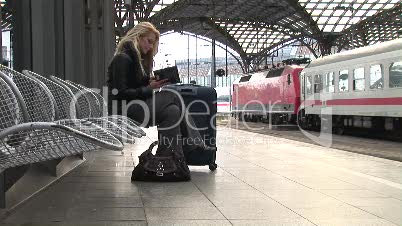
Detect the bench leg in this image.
<box><xmin>77</xmin><ymin>153</ymin><xmax>84</xmax><ymax>160</ymax></box>
<box><xmin>40</xmin><ymin>159</ymin><xmax>62</xmax><ymax>177</ymax></box>
<box><xmin>0</xmin><ymin>171</ymin><xmax>5</xmax><ymax>208</ymax></box>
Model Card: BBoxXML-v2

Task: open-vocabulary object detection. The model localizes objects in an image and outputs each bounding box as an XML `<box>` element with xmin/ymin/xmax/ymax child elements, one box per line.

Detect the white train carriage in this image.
<box><xmin>299</xmin><ymin>39</ymin><xmax>402</xmax><ymax>132</ymax></box>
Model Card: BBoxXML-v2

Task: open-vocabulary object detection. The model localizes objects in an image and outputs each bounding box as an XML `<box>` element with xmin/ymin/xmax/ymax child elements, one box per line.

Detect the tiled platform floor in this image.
<box><xmin>1</xmin><ymin>126</ymin><xmax>401</xmax><ymax>226</ymax></box>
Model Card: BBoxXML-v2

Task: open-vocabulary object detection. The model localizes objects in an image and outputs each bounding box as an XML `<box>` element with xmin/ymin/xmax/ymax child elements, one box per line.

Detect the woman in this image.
<box><xmin>107</xmin><ymin>22</ymin><xmax>206</xmax><ymax>158</ymax></box>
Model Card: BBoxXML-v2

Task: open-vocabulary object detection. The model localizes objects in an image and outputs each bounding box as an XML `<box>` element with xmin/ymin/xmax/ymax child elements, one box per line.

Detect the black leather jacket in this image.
<box><xmin>106</xmin><ymin>43</ymin><xmax>153</xmax><ymax>114</ymax></box>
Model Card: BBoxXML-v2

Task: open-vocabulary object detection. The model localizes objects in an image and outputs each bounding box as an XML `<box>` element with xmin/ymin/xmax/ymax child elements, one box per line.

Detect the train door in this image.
<box><xmin>282</xmin><ymin>69</ymin><xmax>294</xmax><ymax>123</ymax></box>
<box><xmin>280</xmin><ymin>68</ymin><xmax>290</xmax><ymax>105</ymax></box>
<box><xmin>281</xmin><ymin>73</ymin><xmax>286</xmax><ymax>105</ymax></box>
<box><xmin>300</xmin><ymin>72</ymin><xmax>305</xmax><ymax>104</ymax></box>
<box><xmin>285</xmin><ymin>72</ymin><xmax>293</xmax><ymax>105</ymax></box>
<box><xmin>298</xmin><ymin>71</ymin><xmax>307</xmax><ymax>127</ymax></box>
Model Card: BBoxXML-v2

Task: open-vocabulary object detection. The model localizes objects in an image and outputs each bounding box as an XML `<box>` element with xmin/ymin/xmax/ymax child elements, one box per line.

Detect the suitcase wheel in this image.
<box><xmin>209</xmin><ymin>163</ymin><xmax>217</xmax><ymax>171</ymax></box>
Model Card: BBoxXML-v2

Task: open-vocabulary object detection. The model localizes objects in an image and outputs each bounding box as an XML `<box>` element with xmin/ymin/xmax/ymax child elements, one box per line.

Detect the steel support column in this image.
<box><xmin>211</xmin><ymin>38</ymin><xmax>216</xmax><ymax>88</ymax></box>
<box><xmin>0</xmin><ymin>171</ymin><xmax>4</xmax><ymax>208</ymax></box>
<box><xmin>0</xmin><ymin>3</ymin><xmax>2</xmax><ymax>64</ymax></box>
<box><xmin>319</xmin><ymin>34</ymin><xmax>338</xmax><ymax>56</ymax></box>
<box><xmin>11</xmin><ymin>0</ymin><xmax>32</xmax><ymax>72</ymax></box>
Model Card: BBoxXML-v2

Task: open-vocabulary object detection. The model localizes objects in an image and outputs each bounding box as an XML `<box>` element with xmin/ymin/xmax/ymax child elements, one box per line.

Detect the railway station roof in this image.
<box><xmin>113</xmin><ymin>0</ymin><xmax>401</xmax><ymax>71</ymax></box>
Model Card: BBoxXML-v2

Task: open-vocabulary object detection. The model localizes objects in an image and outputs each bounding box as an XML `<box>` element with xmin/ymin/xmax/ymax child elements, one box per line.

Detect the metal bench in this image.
<box><xmin>0</xmin><ymin>66</ymin><xmax>123</xmax><ymax>208</ymax></box>
<box><xmin>0</xmin><ymin>73</ymin><xmax>123</xmax><ymax>171</ymax></box>
<box><xmin>22</xmin><ymin>70</ymin><xmax>137</xmax><ymax>143</ymax></box>
<box><xmin>64</xmin><ymin>79</ymin><xmax>146</xmax><ymax>137</ymax></box>
<box><xmin>50</xmin><ymin>76</ymin><xmax>146</xmax><ymax>138</ymax></box>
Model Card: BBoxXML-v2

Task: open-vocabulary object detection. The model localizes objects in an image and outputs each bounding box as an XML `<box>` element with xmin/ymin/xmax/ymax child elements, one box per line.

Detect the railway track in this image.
<box><xmin>219</xmin><ymin>118</ymin><xmax>402</xmax><ymax>162</ymax></box>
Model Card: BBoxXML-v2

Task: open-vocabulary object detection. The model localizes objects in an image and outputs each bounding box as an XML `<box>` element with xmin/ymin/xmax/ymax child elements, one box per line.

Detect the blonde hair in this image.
<box><xmin>115</xmin><ymin>22</ymin><xmax>160</xmax><ymax>74</ymax></box>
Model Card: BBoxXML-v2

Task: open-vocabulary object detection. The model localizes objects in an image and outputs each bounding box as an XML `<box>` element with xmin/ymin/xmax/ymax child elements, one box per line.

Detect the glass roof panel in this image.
<box><xmin>317</xmin><ymin>17</ymin><xmax>329</xmax><ymax>24</ymax></box>
<box><xmin>318</xmin><ymin>3</ymin><xmax>330</xmax><ymax>9</ymax></box>
<box><xmin>355</xmin><ymin>10</ymin><xmax>366</xmax><ymax>17</ymax></box>
<box><xmin>322</xmin><ymin>10</ymin><xmax>334</xmax><ymax>16</ymax></box>
<box><xmin>324</xmin><ymin>24</ymin><xmax>334</xmax><ymax>32</ymax></box>
<box><xmin>333</xmin><ymin>25</ymin><xmax>344</xmax><ymax>32</ymax></box>
<box><xmin>383</xmin><ymin>4</ymin><xmax>395</xmax><ymax>9</ymax></box>
<box><xmin>332</xmin><ymin>10</ymin><xmax>344</xmax><ymax>17</ymax></box>
<box><xmin>300</xmin><ymin>0</ymin><xmax>400</xmax><ymax>33</ymax></box>
<box><xmin>311</xmin><ymin>9</ymin><xmax>323</xmax><ymax>16</ymax></box>
<box><xmin>338</xmin><ymin>17</ymin><xmax>350</xmax><ymax>25</ymax></box>
<box><xmin>343</xmin><ymin>11</ymin><xmax>353</xmax><ymax>17</ymax></box>
<box><xmin>365</xmin><ymin>10</ymin><xmax>377</xmax><ymax>17</ymax></box>
<box><xmin>372</xmin><ymin>4</ymin><xmax>384</xmax><ymax>10</ymax></box>
<box><xmin>361</xmin><ymin>4</ymin><xmax>372</xmax><ymax>10</ymax></box>
<box><xmin>350</xmin><ymin>17</ymin><xmax>363</xmax><ymax>24</ymax></box>
<box><xmin>305</xmin><ymin>3</ymin><xmax>317</xmax><ymax>8</ymax></box>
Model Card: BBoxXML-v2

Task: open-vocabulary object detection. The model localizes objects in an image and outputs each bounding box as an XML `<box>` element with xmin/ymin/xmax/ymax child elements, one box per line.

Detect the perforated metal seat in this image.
<box><xmin>22</xmin><ymin>70</ymin><xmax>136</xmax><ymax>143</ymax></box>
<box><xmin>83</xmin><ymin>84</ymin><xmax>147</xmax><ymax>137</ymax></box>
<box><xmin>67</xmin><ymin>80</ymin><xmax>146</xmax><ymax>137</ymax></box>
<box><xmin>0</xmin><ymin>73</ymin><xmax>123</xmax><ymax>171</ymax></box>
<box><xmin>50</xmin><ymin>76</ymin><xmax>146</xmax><ymax>138</ymax></box>
<box><xmin>22</xmin><ymin>71</ymin><xmax>77</xmax><ymax>120</ymax></box>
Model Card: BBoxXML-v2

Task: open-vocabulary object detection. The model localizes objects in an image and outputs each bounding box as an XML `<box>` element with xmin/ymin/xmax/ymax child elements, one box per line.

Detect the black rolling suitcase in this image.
<box><xmin>163</xmin><ymin>84</ymin><xmax>218</xmax><ymax>171</ymax></box>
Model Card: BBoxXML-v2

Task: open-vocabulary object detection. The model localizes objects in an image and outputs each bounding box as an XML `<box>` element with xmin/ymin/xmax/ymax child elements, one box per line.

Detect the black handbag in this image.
<box><xmin>131</xmin><ymin>141</ymin><xmax>191</xmax><ymax>182</ymax></box>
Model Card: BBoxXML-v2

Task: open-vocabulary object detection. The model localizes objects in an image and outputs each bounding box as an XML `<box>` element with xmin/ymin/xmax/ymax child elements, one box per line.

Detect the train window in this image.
<box><xmin>369</xmin><ymin>64</ymin><xmax>383</xmax><ymax>89</ymax></box>
<box><xmin>353</xmin><ymin>68</ymin><xmax>365</xmax><ymax>91</ymax></box>
<box><xmin>300</xmin><ymin>72</ymin><xmax>305</xmax><ymax>94</ymax></box>
<box><xmin>217</xmin><ymin>95</ymin><xmax>230</xmax><ymax>102</ymax></box>
<box><xmin>306</xmin><ymin>75</ymin><xmax>312</xmax><ymax>94</ymax></box>
<box><xmin>389</xmin><ymin>62</ymin><xmax>402</xmax><ymax>88</ymax></box>
<box><xmin>314</xmin><ymin>74</ymin><xmax>323</xmax><ymax>93</ymax></box>
<box><xmin>266</xmin><ymin>68</ymin><xmax>284</xmax><ymax>78</ymax></box>
<box><xmin>325</xmin><ymin>72</ymin><xmax>335</xmax><ymax>93</ymax></box>
<box><xmin>339</xmin><ymin>70</ymin><xmax>349</xmax><ymax>92</ymax></box>
<box><xmin>239</xmin><ymin>75</ymin><xmax>252</xmax><ymax>82</ymax></box>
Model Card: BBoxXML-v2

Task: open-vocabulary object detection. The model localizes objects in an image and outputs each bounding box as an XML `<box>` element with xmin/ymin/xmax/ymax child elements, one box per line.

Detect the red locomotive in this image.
<box><xmin>232</xmin><ymin>64</ymin><xmax>304</xmax><ymax>124</ymax></box>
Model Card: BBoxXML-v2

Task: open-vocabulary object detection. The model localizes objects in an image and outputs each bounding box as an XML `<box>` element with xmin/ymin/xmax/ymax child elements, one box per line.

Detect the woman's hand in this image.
<box><xmin>148</xmin><ymin>78</ymin><xmax>170</xmax><ymax>89</ymax></box>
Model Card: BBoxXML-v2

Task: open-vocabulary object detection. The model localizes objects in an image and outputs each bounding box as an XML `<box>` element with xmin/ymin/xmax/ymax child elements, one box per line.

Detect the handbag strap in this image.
<box><xmin>139</xmin><ymin>141</ymin><xmax>158</xmax><ymax>159</ymax></box>
<box><xmin>147</xmin><ymin>141</ymin><xmax>158</xmax><ymax>152</ymax></box>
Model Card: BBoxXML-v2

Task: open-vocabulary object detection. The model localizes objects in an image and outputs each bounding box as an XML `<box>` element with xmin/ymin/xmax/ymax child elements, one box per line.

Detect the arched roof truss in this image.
<box><xmin>113</xmin><ymin>0</ymin><xmax>402</xmax><ymax>71</ymax></box>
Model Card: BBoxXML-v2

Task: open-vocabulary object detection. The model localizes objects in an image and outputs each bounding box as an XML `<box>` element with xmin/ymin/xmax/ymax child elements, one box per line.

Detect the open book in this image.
<box><xmin>153</xmin><ymin>66</ymin><xmax>181</xmax><ymax>84</ymax></box>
